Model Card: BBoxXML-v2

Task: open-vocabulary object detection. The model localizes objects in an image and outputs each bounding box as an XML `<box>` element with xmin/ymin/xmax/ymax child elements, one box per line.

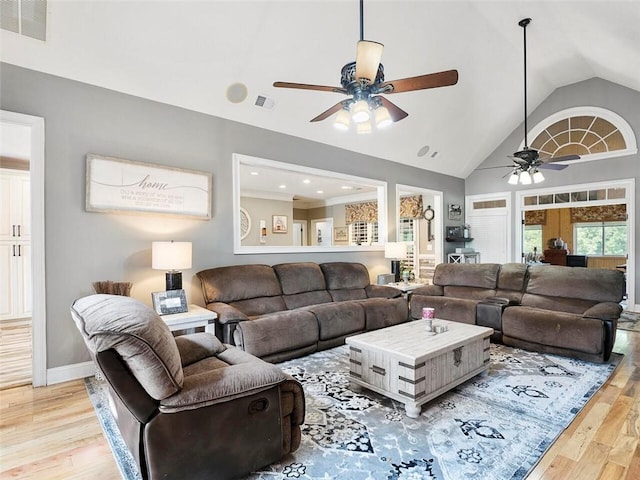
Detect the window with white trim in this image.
<box><xmin>350</xmin><ymin>221</ymin><xmax>378</xmax><ymax>246</ymax></box>
<box><xmin>574</xmin><ymin>222</ymin><xmax>627</xmax><ymax>256</ymax></box>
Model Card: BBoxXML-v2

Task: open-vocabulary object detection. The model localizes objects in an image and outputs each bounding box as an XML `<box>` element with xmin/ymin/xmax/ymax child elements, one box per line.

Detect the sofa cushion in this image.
<box><xmin>327</xmin><ymin>288</ymin><xmax>368</xmax><ymax>302</ymax></box>
<box><xmin>230</xmin><ymin>296</ymin><xmax>287</xmax><ymax>317</ymax></box>
<box><xmin>502</xmin><ymin>307</ymin><xmax>604</xmax><ymax>355</ymax></box>
<box><xmin>305</xmin><ymin>302</ymin><xmax>365</xmax><ymax>340</ymax></box>
<box><xmin>320</xmin><ymin>262</ymin><xmax>370</xmax><ymax>290</ymax></box>
<box><xmin>273</xmin><ymin>262</ymin><xmax>327</xmax><ymax>295</ymax></box>
<box><xmin>197</xmin><ymin>265</ymin><xmax>282</xmax><ymax>303</ymax></box>
<box><xmin>497</xmin><ymin>263</ymin><xmax>529</xmax><ymax>292</ymax></box>
<box><xmin>526</xmin><ymin>265</ymin><xmax>625</xmax><ymax>303</ymax></box>
<box><xmin>71</xmin><ymin>294</ymin><xmax>183</xmax><ymax>400</ymax></box>
<box><xmin>235</xmin><ymin>310</ymin><xmax>319</xmax><ymax>358</ymax></box>
<box><xmin>443</xmin><ymin>285</ymin><xmax>497</xmax><ymax>300</ymax></box>
<box><xmin>410</xmin><ymin>295</ymin><xmax>477</xmax><ymax>324</ymax></box>
<box><xmin>283</xmin><ymin>291</ymin><xmax>333</xmax><ymax>310</ymax></box>
<box><xmin>433</xmin><ymin>263</ymin><xmax>501</xmax><ymax>289</ymax></box>
<box><xmin>520</xmin><ymin>293</ymin><xmax>598</xmax><ymax>315</ymax></box>
<box><xmin>357</xmin><ymin>297</ymin><xmax>409</xmax><ymax>330</ymax></box>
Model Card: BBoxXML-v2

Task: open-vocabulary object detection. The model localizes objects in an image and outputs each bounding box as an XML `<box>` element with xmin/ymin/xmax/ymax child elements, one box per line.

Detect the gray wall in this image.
<box><xmin>0</xmin><ymin>63</ymin><xmax>465</xmax><ymax>369</ymax></box>
<box><xmin>466</xmin><ymin>77</ymin><xmax>639</xmax><ymax>304</ymax></box>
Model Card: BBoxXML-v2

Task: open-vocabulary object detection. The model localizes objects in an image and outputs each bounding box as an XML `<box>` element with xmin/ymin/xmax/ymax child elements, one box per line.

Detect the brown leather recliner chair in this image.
<box><xmin>71</xmin><ymin>294</ymin><xmax>305</xmax><ymax>480</ymax></box>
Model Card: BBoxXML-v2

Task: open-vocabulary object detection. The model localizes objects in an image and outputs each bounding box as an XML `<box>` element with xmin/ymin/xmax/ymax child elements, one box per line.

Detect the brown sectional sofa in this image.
<box><xmin>197</xmin><ymin>262</ymin><xmax>409</xmax><ymax>362</ymax></box>
<box><xmin>410</xmin><ymin>262</ymin><xmax>625</xmax><ymax>363</ymax></box>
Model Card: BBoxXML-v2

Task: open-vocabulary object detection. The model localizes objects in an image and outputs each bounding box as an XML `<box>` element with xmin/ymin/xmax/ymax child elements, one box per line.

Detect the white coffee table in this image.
<box><xmin>346</xmin><ymin>319</ymin><xmax>493</xmax><ymax>418</ymax></box>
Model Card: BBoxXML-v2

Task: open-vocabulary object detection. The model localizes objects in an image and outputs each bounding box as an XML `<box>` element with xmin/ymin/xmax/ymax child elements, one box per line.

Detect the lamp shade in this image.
<box><xmin>152</xmin><ymin>241</ymin><xmax>192</xmax><ymax>270</ymax></box>
<box><xmin>352</xmin><ymin>99</ymin><xmax>370</xmax><ymax>123</ymax></box>
<box><xmin>384</xmin><ymin>242</ymin><xmax>407</xmax><ymax>259</ymax></box>
<box><xmin>355</xmin><ymin>40</ymin><xmax>384</xmax><ymax>84</ymax></box>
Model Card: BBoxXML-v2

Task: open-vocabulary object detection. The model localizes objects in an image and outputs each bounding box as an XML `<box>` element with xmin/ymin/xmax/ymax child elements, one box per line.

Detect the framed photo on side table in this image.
<box><xmin>151</xmin><ymin>289</ymin><xmax>188</xmax><ymax>315</ymax></box>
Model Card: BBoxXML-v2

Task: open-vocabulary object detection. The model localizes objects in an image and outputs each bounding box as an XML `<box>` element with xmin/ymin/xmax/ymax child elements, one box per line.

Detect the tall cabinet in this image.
<box><xmin>0</xmin><ymin>169</ymin><xmax>31</xmax><ymax>320</ymax></box>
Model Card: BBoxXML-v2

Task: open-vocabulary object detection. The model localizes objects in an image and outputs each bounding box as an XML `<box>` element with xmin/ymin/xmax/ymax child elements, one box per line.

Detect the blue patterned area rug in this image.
<box><xmin>86</xmin><ymin>343</ymin><xmax>621</xmax><ymax>480</ymax></box>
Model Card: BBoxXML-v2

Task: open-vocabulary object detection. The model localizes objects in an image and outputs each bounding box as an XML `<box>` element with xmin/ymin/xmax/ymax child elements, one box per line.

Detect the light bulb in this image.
<box><xmin>374</xmin><ymin>105</ymin><xmax>392</xmax><ymax>129</ymax></box>
<box><xmin>334</xmin><ymin>108</ymin><xmax>351</xmax><ymax>131</ymax></box>
<box><xmin>532</xmin><ymin>170</ymin><xmax>545</xmax><ymax>183</ymax></box>
<box><xmin>352</xmin><ymin>100</ymin><xmax>370</xmax><ymax>123</ymax></box>
<box><xmin>508</xmin><ymin>172</ymin><xmax>519</xmax><ymax>185</ymax></box>
<box><xmin>520</xmin><ymin>170</ymin><xmax>532</xmax><ymax>184</ymax></box>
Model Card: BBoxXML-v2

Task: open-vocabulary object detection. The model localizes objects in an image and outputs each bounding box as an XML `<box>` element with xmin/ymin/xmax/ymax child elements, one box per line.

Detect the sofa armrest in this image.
<box><xmin>175</xmin><ymin>332</ymin><xmax>226</xmax><ymax>368</ymax></box>
<box><xmin>582</xmin><ymin>302</ymin><xmax>623</xmax><ymax>321</ymax></box>
<box><xmin>365</xmin><ymin>284</ymin><xmax>402</xmax><ymax>298</ymax></box>
<box><xmin>159</xmin><ymin>360</ymin><xmax>288</xmax><ymax>413</ymax></box>
<box><xmin>411</xmin><ymin>284</ymin><xmax>444</xmax><ymax>296</ymax></box>
<box><xmin>206</xmin><ymin>302</ymin><xmax>249</xmax><ymax>324</ymax></box>
<box><xmin>482</xmin><ymin>296</ymin><xmax>519</xmax><ymax>306</ymax></box>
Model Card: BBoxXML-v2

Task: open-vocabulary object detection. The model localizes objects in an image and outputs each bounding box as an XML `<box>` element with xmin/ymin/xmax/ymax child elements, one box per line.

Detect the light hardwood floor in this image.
<box><xmin>0</xmin><ymin>319</ymin><xmax>32</xmax><ymax>390</ymax></box>
<box><xmin>0</xmin><ymin>329</ymin><xmax>638</xmax><ymax>479</ymax></box>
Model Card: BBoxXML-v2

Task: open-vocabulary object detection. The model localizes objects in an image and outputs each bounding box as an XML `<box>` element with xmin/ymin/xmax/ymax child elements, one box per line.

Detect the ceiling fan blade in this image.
<box><xmin>355</xmin><ymin>40</ymin><xmax>384</xmax><ymax>84</ymax></box>
<box><xmin>273</xmin><ymin>82</ymin><xmax>347</xmax><ymax>95</ymax></box>
<box><xmin>539</xmin><ymin>163</ymin><xmax>569</xmax><ymax>171</ymax></box>
<box><xmin>376</xmin><ymin>96</ymin><xmax>408</xmax><ymax>122</ymax></box>
<box><xmin>540</xmin><ymin>154</ymin><xmax>581</xmax><ymax>164</ymax></box>
<box><xmin>310</xmin><ymin>102</ymin><xmax>345</xmax><ymax>122</ymax></box>
<box><xmin>477</xmin><ymin>165</ymin><xmax>516</xmax><ymax>170</ymax></box>
<box><xmin>380</xmin><ymin>69</ymin><xmax>459</xmax><ymax>94</ymax></box>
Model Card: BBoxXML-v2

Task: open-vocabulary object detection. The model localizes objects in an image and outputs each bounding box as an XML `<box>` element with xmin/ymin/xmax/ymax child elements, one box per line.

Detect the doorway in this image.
<box><xmin>0</xmin><ymin>111</ymin><xmax>46</xmax><ymax>387</ymax></box>
<box><xmin>395</xmin><ymin>185</ymin><xmax>444</xmax><ymax>283</ymax></box>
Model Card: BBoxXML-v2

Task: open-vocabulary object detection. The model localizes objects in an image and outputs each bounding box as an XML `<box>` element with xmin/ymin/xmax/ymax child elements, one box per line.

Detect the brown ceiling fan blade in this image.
<box><xmin>377</xmin><ymin>96</ymin><xmax>409</xmax><ymax>122</ymax></box>
<box><xmin>380</xmin><ymin>69</ymin><xmax>459</xmax><ymax>94</ymax></box>
<box><xmin>310</xmin><ymin>102</ymin><xmax>345</xmax><ymax>122</ymax></box>
<box><xmin>273</xmin><ymin>82</ymin><xmax>347</xmax><ymax>94</ymax></box>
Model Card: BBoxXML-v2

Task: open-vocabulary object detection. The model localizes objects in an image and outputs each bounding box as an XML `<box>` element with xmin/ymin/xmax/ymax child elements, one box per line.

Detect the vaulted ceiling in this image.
<box><xmin>1</xmin><ymin>1</ymin><xmax>638</xmax><ymax>178</ymax></box>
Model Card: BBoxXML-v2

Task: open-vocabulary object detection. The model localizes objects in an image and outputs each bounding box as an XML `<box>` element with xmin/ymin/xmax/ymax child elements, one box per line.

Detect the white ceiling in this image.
<box><xmin>1</xmin><ymin>1</ymin><xmax>638</xmax><ymax>178</ymax></box>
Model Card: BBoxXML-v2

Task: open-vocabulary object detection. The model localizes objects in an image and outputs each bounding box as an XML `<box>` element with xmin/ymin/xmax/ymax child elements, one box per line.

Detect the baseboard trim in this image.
<box><xmin>47</xmin><ymin>361</ymin><xmax>96</xmax><ymax>385</ymax></box>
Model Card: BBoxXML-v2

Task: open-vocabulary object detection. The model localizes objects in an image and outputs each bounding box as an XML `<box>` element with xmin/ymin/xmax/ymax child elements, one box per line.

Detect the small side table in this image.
<box><xmin>386</xmin><ymin>282</ymin><xmax>426</xmax><ymax>300</ymax></box>
<box><xmin>447</xmin><ymin>252</ymin><xmax>481</xmax><ymax>263</ymax></box>
<box><xmin>161</xmin><ymin>304</ymin><xmax>217</xmax><ymax>334</ymax></box>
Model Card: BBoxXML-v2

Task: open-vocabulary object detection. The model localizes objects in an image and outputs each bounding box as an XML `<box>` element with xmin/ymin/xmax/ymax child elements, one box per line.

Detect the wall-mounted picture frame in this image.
<box><xmin>446</xmin><ymin>225</ymin><xmax>463</xmax><ymax>239</ymax></box>
<box><xmin>272</xmin><ymin>215</ymin><xmax>288</xmax><ymax>233</ymax></box>
<box><xmin>333</xmin><ymin>226</ymin><xmax>348</xmax><ymax>242</ymax></box>
<box><xmin>86</xmin><ymin>154</ymin><xmax>212</xmax><ymax>219</ymax></box>
<box><xmin>448</xmin><ymin>203</ymin><xmax>463</xmax><ymax>221</ymax></box>
<box><xmin>151</xmin><ymin>289</ymin><xmax>188</xmax><ymax>315</ymax></box>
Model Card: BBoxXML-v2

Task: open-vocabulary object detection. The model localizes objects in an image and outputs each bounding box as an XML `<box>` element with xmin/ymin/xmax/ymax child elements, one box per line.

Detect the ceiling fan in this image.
<box><xmin>482</xmin><ymin>18</ymin><xmax>580</xmax><ymax>184</ymax></box>
<box><xmin>273</xmin><ymin>0</ymin><xmax>458</xmax><ymax>131</ymax></box>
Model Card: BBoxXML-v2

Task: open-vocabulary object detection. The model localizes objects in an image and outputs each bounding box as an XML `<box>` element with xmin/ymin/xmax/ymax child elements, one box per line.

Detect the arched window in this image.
<box><xmin>523</xmin><ymin>107</ymin><xmax>637</xmax><ymax>163</ymax></box>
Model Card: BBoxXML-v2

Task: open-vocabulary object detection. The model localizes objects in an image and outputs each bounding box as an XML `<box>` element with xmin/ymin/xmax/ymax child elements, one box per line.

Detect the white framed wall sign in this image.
<box><xmin>86</xmin><ymin>154</ymin><xmax>212</xmax><ymax>219</ymax></box>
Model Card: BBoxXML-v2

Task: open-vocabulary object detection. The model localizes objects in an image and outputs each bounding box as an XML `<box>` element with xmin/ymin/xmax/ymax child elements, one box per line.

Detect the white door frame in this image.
<box><xmin>515</xmin><ymin>178</ymin><xmax>635</xmax><ymax>310</ymax></box>
<box><xmin>1</xmin><ymin>110</ymin><xmax>46</xmax><ymax>386</ymax></box>
<box><xmin>465</xmin><ymin>192</ymin><xmax>512</xmax><ymax>264</ymax></box>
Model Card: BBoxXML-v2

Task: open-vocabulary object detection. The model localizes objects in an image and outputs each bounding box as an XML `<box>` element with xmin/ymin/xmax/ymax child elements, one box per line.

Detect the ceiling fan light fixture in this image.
<box><xmin>532</xmin><ymin>169</ymin><xmax>545</xmax><ymax>183</ymax></box>
<box><xmin>356</xmin><ymin>120</ymin><xmax>372</xmax><ymax>135</ymax></box>
<box><xmin>519</xmin><ymin>170</ymin><xmax>532</xmax><ymax>185</ymax></box>
<box><xmin>355</xmin><ymin>40</ymin><xmax>384</xmax><ymax>85</ymax></box>
<box><xmin>352</xmin><ymin>99</ymin><xmax>370</xmax><ymax>123</ymax></box>
<box><xmin>508</xmin><ymin>172</ymin><xmax>519</xmax><ymax>185</ymax></box>
<box><xmin>374</xmin><ymin>105</ymin><xmax>392</xmax><ymax>128</ymax></box>
<box><xmin>334</xmin><ymin>108</ymin><xmax>351</xmax><ymax>131</ymax></box>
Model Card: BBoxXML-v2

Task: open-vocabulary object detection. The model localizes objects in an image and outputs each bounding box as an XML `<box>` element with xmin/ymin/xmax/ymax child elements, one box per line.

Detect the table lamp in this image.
<box><xmin>384</xmin><ymin>242</ymin><xmax>407</xmax><ymax>283</ymax></box>
<box><xmin>152</xmin><ymin>241</ymin><xmax>192</xmax><ymax>291</ymax></box>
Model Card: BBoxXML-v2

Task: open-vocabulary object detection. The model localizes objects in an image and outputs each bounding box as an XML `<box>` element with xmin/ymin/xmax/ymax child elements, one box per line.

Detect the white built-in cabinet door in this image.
<box><xmin>0</xmin><ymin>169</ymin><xmax>32</xmax><ymax>320</ymax></box>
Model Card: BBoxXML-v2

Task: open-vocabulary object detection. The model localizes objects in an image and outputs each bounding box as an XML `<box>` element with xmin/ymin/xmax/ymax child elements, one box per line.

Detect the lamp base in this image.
<box><xmin>165</xmin><ymin>271</ymin><xmax>182</xmax><ymax>291</ymax></box>
<box><xmin>390</xmin><ymin>260</ymin><xmax>401</xmax><ymax>283</ymax></box>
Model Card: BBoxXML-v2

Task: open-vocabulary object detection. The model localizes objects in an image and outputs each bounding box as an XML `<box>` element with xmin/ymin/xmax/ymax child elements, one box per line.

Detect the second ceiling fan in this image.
<box><xmin>273</xmin><ymin>0</ymin><xmax>459</xmax><ymax>131</ymax></box>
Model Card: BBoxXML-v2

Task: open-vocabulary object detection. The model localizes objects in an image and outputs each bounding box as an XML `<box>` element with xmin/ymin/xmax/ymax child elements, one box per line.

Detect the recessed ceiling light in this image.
<box><xmin>417</xmin><ymin>145</ymin><xmax>430</xmax><ymax>157</ymax></box>
<box><xmin>226</xmin><ymin>82</ymin><xmax>248</xmax><ymax>103</ymax></box>
<box><xmin>316</xmin><ymin>190</ymin><xmax>324</xmax><ymax>194</ymax></box>
<box><xmin>279</xmin><ymin>184</ymin><xmax>286</xmax><ymax>189</ymax></box>
<box><xmin>250</xmin><ymin>171</ymin><xmax>259</xmax><ymax>176</ymax></box>
<box><xmin>303</xmin><ymin>179</ymin><xmax>311</xmax><ymax>184</ymax></box>
<box><xmin>341</xmin><ymin>185</ymin><xmax>354</xmax><ymax>190</ymax></box>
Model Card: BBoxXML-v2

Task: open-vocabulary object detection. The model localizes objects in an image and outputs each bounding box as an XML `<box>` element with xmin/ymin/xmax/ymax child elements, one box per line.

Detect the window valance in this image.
<box><xmin>570</xmin><ymin>204</ymin><xmax>627</xmax><ymax>223</ymax></box>
<box><xmin>345</xmin><ymin>201</ymin><xmax>378</xmax><ymax>224</ymax></box>
<box><xmin>524</xmin><ymin>210</ymin><xmax>547</xmax><ymax>225</ymax></box>
<box><xmin>399</xmin><ymin>195</ymin><xmax>423</xmax><ymax>219</ymax></box>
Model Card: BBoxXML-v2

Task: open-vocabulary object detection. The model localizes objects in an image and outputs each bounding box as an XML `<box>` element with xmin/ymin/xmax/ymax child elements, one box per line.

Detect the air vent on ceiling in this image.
<box><xmin>1</xmin><ymin>0</ymin><xmax>47</xmax><ymax>41</ymax></box>
<box><xmin>255</xmin><ymin>96</ymin><xmax>275</xmax><ymax>109</ymax></box>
